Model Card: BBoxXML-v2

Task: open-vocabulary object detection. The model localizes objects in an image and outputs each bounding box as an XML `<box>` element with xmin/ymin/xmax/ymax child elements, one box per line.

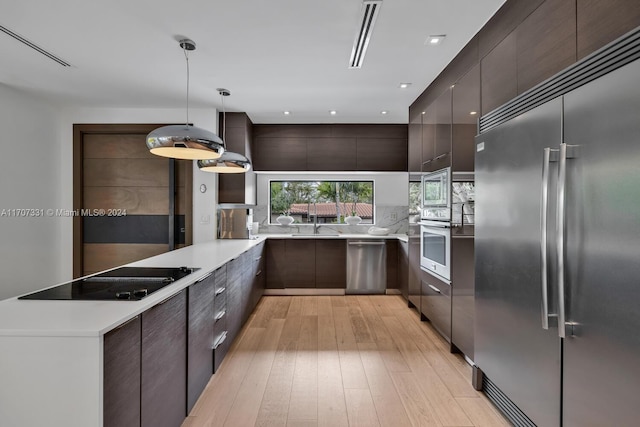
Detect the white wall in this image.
<box><xmin>0</xmin><ymin>84</ymin><xmax>64</xmax><ymax>300</ymax></box>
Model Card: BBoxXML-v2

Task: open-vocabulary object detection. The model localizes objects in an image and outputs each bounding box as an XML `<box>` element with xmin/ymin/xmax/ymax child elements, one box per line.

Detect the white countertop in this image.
<box><xmin>0</xmin><ymin>234</ymin><xmax>407</xmax><ymax>338</ymax></box>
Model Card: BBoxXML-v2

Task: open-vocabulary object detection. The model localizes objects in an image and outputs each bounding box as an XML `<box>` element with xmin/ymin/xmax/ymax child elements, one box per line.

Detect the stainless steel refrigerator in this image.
<box><xmin>475</xmin><ymin>43</ymin><xmax>640</xmax><ymax>425</ymax></box>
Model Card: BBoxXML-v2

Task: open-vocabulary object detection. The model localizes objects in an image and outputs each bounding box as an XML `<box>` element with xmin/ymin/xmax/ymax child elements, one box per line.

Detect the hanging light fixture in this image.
<box><xmin>146</xmin><ymin>39</ymin><xmax>224</xmax><ymax>160</ymax></box>
<box><xmin>198</xmin><ymin>89</ymin><xmax>251</xmax><ymax>173</ymax></box>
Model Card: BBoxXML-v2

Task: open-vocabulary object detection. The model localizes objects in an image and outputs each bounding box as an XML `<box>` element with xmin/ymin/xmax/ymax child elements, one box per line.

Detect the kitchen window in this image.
<box><xmin>269</xmin><ymin>180</ymin><xmax>374</xmax><ymax>224</ymax></box>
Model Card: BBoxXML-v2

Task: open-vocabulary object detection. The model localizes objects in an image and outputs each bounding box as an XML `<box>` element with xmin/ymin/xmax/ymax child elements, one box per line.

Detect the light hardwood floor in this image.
<box><xmin>183</xmin><ymin>295</ymin><xmax>510</xmax><ymax>427</ymax></box>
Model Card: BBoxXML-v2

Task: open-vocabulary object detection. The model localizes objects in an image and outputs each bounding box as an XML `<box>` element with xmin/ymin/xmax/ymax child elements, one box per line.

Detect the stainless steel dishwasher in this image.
<box><xmin>346</xmin><ymin>239</ymin><xmax>386</xmax><ymax>294</ymax></box>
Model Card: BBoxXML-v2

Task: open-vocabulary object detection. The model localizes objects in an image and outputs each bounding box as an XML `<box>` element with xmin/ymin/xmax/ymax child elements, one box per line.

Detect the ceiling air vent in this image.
<box><xmin>0</xmin><ymin>25</ymin><xmax>71</xmax><ymax>67</ymax></box>
<box><xmin>348</xmin><ymin>0</ymin><xmax>382</xmax><ymax>69</ymax></box>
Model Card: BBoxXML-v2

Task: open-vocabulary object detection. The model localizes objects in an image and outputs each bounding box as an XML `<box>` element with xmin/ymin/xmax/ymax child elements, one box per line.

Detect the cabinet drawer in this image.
<box><xmin>212</xmin><ymin>329</ymin><xmax>230</xmax><ymax>372</ymax></box>
<box><xmin>214</xmin><ymin>265</ymin><xmax>227</xmax><ymax>292</ymax></box>
<box><xmin>420</xmin><ymin>276</ymin><xmax>451</xmax><ymax>342</ymax></box>
<box><xmin>227</xmin><ymin>256</ymin><xmax>244</xmax><ymax>284</ymax></box>
<box><xmin>214</xmin><ymin>284</ymin><xmax>227</xmax><ymax>314</ymax></box>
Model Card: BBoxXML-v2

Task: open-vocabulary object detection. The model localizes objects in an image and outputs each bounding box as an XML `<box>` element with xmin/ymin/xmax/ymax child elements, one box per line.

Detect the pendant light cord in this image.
<box><xmin>221</xmin><ymin>91</ymin><xmax>226</xmax><ymax>143</ymax></box>
<box><xmin>183</xmin><ymin>46</ymin><xmax>190</xmax><ymax>127</ymax></box>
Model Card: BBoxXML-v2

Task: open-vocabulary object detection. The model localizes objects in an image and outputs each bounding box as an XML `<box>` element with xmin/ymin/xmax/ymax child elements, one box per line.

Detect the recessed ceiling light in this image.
<box><xmin>470</xmin><ymin>111</ymin><xmax>477</xmax><ymax>115</ymax></box>
<box><xmin>283</xmin><ymin>111</ymin><xmax>291</xmax><ymax>115</ymax></box>
<box><xmin>329</xmin><ymin>110</ymin><xmax>337</xmax><ymax>115</ymax></box>
<box><xmin>381</xmin><ymin>111</ymin><xmax>388</xmax><ymax>115</ymax></box>
<box><xmin>421</xmin><ymin>111</ymin><xmax>426</xmax><ymax>115</ymax></box>
<box><xmin>399</xmin><ymin>83</ymin><xmax>411</xmax><ymax>89</ymax></box>
<box><xmin>426</xmin><ymin>35</ymin><xmax>446</xmax><ymax>45</ymax></box>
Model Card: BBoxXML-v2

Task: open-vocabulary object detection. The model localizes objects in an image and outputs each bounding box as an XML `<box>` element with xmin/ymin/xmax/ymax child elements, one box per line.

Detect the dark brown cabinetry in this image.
<box><xmin>408</xmin><ymin>110</ymin><xmax>422</xmax><ymax>173</ymax></box>
<box><xmin>420</xmin><ymin>273</ymin><xmax>451</xmax><ymax>343</ymax></box>
<box><xmin>385</xmin><ymin>240</ymin><xmax>398</xmax><ymax>290</ymax></box>
<box><xmin>451</xmin><ymin>238</ymin><xmax>475</xmax><ymax>359</ymax></box>
<box><xmin>104</xmin><ymin>316</ymin><xmax>141</xmax><ymax>427</ymax></box>
<box><xmin>285</xmin><ymin>239</ymin><xmax>316</xmax><ymax>288</ymax></box>
<box><xmin>398</xmin><ymin>239</ymin><xmax>409</xmax><ymax>300</ymax></box>
<box><xmin>141</xmin><ymin>290</ymin><xmax>187</xmax><ymax>427</ymax></box>
<box><xmin>212</xmin><ymin>265</ymin><xmax>228</xmax><ymax>372</ymax></box>
<box><xmin>218</xmin><ymin>113</ymin><xmax>254</xmax><ymax>203</ymax></box>
<box><xmin>187</xmin><ymin>272</ymin><xmax>216</xmax><ymax>413</ymax></box>
<box><xmin>253</xmin><ymin>124</ymin><xmax>407</xmax><ymax>172</ymax></box>
<box><xmin>315</xmin><ymin>239</ymin><xmax>347</xmax><ymax>288</ymax></box>
<box><xmin>452</xmin><ymin>64</ymin><xmax>480</xmax><ymax>172</ymax></box>
<box><xmin>102</xmin><ymin>245</ymin><xmax>266</xmax><ymax>427</ymax></box>
<box><xmin>266</xmin><ymin>239</ymin><xmax>286</xmax><ymax>289</ymax></box>
<box><xmin>266</xmin><ymin>239</ymin><xmax>349</xmax><ymax>289</ymax></box>
<box><xmin>515</xmin><ymin>0</ymin><xmax>576</xmax><ymax>94</ymax></box>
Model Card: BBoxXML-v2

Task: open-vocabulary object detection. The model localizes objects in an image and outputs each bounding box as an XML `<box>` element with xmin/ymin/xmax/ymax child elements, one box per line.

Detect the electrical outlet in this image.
<box><xmin>390</xmin><ymin>212</ymin><xmax>397</xmax><ymax>221</ymax></box>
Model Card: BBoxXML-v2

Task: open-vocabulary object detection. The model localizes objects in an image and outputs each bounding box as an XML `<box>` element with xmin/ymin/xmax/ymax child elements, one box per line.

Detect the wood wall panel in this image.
<box><xmin>477</xmin><ymin>0</ymin><xmax>544</xmax><ymax>58</ymax></box>
<box><xmin>83</xmin><ymin>158</ymin><xmax>169</xmax><ymax>187</ymax></box>
<box><xmin>481</xmin><ymin>31</ymin><xmax>517</xmax><ymax>114</ymax></box>
<box><xmin>516</xmin><ymin>0</ymin><xmax>577</xmax><ymax>94</ymax></box>
<box><xmin>83</xmin><ymin>187</ymin><xmax>169</xmax><ymax>214</ymax></box>
<box><xmin>83</xmin><ymin>134</ymin><xmax>153</xmax><ymax>159</ymax></box>
<box><xmin>307</xmin><ymin>137</ymin><xmax>357</xmax><ymax>171</ymax></box>
<box><xmin>83</xmin><ymin>243</ymin><xmax>168</xmax><ymax>274</ymax></box>
<box><xmin>577</xmin><ymin>0</ymin><xmax>640</xmax><ymax>59</ymax></box>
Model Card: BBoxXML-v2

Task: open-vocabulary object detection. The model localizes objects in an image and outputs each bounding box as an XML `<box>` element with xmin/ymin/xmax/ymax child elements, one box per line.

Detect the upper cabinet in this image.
<box><xmin>218</xmin><ymin>112</ymin><xmax>253</xmax><ymax>204</ymax></box>
<box><xmin>252</xmin><ymin>124</ymin><xmax>407</xmax><ymax>172</ymax></box>
<box><xmin>452</xmin><ymin>64</ymin><xmax>480</xmax><ymax>172</ymax></box>
<box><xmin>422</xmin><ymin>88</ymin><xmax>452</xmax><ymax>173</ymax></box>
<box><xmin>408</xmin><ymin>108</ymin><xmax>422</xmax><ymax>173</ymax></box>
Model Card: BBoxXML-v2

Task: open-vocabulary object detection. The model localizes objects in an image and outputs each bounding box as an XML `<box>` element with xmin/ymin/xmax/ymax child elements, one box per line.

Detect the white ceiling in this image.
<box><xmin>0</xmin><ymin>0</ymin><xmax>505</xmax><ymax>124</ymax></box>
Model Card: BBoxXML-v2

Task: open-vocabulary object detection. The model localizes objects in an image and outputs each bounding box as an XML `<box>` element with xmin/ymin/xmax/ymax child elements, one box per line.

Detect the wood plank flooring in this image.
<box><xmin>184</xmin><ymin>295</ymin><xmax>509</xmax><ymax>427</ymax></box>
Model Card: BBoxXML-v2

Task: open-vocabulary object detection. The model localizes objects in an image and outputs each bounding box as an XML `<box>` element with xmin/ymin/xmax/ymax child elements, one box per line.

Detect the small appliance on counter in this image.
<box><xmin>217</xmin><ymin>204</ymin><xmax>255</xmax><ymax>239</ymax></box>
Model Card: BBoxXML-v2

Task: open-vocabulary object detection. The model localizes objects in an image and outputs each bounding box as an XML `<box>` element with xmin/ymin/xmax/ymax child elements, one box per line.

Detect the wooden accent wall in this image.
<box><xmin>409</xmin><ymin>0</ymin><xmax>640</xmax><ymax>119</ymax></box>
<box><xmin>252</xmin><ymin>124</ymin><xmax>407</xmax><ymax>171</ymax></box>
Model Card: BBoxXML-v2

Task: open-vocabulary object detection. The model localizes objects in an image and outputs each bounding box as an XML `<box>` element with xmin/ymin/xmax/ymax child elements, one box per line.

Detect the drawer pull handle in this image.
<box><xmin>113</xmin><ymin>315</ymin><xmax>139</xmax><ymax>331</ymax></box>
<box><xmin>428</xmin><ymin>284</ymin><xmax>442</xmax><ymax>294</ymax></box>
<box><xmin>256</xmin><ymin>270</ymin><xmax>262</xmax><ymax>277</ymax></box>
<box><xmin>213</xmin><ymin>331</ymin><xmax>227</xmax><ymax>350</ymax></box>
<box><xmin>215</xmin><ymin>310</ymin><xmax>226</xmax><ymax>321</ymax></box>
<box><xmin>215</xmin><ymin>287</ymin><xmax>226</xmax><ymax>295</ymax></box>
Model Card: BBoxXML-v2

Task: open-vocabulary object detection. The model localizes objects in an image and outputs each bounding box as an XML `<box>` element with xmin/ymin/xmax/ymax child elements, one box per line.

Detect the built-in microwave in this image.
<box><xmin>419</xmin><ymin>220</ymin><xmax>451</xmax><ymax>282</ymax></box>
<box><xmin>421</xmin><ymin>167</ymin><xmax>450</xmax><ymax>221</ymax></box>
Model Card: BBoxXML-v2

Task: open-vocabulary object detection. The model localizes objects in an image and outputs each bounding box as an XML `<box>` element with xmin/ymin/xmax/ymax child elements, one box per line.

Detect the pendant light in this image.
<box><xmin>146</xmin><ymin>39</ymin><xmax>224</xmax><ymax>160</ymax></box>
<box><xmin>198</xmin><ymin>89</ymin><xmax>251</xmax><ymax>173</ymax></box>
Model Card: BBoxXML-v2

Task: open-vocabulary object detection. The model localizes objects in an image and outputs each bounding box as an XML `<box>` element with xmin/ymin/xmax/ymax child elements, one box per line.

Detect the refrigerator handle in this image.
<box><xmin>540</xmin><ymin>148</ymin><xmax>551</xmax><ymax>330</ymax></box>
<box><xmin>557</xmin><ymin>143</ymin><xmax>567</xmax><ymax>338</ymax></box>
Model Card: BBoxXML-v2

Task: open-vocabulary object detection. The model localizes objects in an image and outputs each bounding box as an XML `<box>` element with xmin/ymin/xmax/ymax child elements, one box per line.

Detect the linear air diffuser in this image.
<box><xmin>0</xmin><ymin>25</ymin><xmax>71</xmax><ymax>67</ymax></box>
<box><xmin>348</xmin><ymin>0</ymin><xmax>382</xmax><ymax>68</ymax></box>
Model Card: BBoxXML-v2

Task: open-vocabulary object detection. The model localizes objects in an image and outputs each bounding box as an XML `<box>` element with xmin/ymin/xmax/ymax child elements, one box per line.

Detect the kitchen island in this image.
<box><xmin>0</xmin><ymin>233</ymin><xmax>406</xmax><ymax>427</ymax></box>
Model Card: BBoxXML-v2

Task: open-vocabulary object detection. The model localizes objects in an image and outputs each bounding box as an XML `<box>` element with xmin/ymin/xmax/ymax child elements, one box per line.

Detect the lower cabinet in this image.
<box><xmin>386</xmin><ymin>240</ymin><xmax>398</xmax><ymax>290</ymax></box>
<box><xmin>104</xmin><ymin>316</ymin><xmax>141</xmax><ymax>427</ymax></box>
<box><xmin>187</xmin><ymin>271</ymin><xmax>216</xmax><ymax>413</ymax></box>
<box><xmin>398</xmin><ymin>239</ymin><xmax>409</xmax><ymax>299</ymax></box>
<box><xmin>285</xmin><ymin>239</ymin><xmax>316</xmax><ymax>288</ymax></box>
<box><xmin>141</xmin><ymin>290</ymin><xmax>187</xmax><ymax>427</ymax></box>
<box><xmin>266</xmin><ymin>239</ymin><xmax>348</xmax><ymax>289</ymax></box>
<box><xmin>420</xmin><ymin>273</ymin><xmax>451</xmax><ymax>343</ymax></box>
<box><xmin>315</xmin><ymin>240</ymin><xmax>346</xmax><ymax>288</ymax></box>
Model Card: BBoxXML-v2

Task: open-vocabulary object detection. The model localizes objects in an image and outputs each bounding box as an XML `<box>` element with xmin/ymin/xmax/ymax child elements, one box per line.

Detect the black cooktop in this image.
<box><xmin>19</xmin><ymin>266</ymin><xmax>200</xmax><ymax>301</ymax></box>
